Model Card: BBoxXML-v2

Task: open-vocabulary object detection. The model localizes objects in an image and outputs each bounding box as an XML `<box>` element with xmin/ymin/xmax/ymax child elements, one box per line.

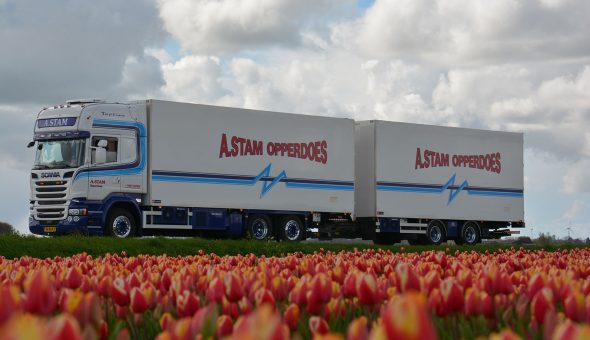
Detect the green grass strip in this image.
<box><xmin>0</xmin><ymin>235</ymin><xmax>586</xmax><ymax>259</ymax></box>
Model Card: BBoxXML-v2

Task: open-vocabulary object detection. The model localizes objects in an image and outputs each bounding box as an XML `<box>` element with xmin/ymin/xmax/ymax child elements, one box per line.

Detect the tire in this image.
<box><xmin>280</xmin><ymin>215</ymin><xmax>304</xmax><ymax>242</ymax></box>
<box><xmin>460</xmin><ymin>221</ymin><xmax>480</xmax><ymax>245</ymax></box>
<box><xmin>426</xmin><ymin>221</ymin><xmax>446</xmax><ymax>245</ymax></box>
<box><xmin>106</xmin><ymin>208</ymin><xmax>136</xmax><ymax>238</ymax></box>
<box><xmin>248</xmin><ymin>215</ymin><xmax>273</xmax><ymax>241</ymax></box>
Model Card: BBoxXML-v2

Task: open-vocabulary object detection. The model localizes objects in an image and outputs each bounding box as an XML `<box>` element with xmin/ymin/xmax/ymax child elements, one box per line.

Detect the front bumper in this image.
<box><xmin>29</xmin><ymin>207</ymin><xmax>104</xmax><ymax>236</ymax></box>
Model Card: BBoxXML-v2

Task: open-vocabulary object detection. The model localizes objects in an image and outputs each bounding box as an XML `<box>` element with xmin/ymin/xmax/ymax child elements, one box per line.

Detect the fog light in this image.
<box><xmin>73</xmin><ymin>216</ymin><xmax>80</xmax><ymax>222</ymax></box>
<box><xmin>67</xmin><ymin>216</ymin><xmax>73</xmax><ymax>222</ymax></box>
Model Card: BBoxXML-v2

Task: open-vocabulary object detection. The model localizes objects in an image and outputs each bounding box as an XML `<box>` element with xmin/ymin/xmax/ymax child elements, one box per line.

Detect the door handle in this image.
<box><xmin>114</xmin><ymin>176</ymin><xmax>121</xmax><ymax>184</ymax></box>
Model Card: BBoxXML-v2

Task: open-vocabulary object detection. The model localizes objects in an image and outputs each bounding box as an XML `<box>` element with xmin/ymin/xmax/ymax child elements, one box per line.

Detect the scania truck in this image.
<box><xmin>28</xmin><ymin>99</ymin><xmax>524</xmax><ymax>244</ymax></box>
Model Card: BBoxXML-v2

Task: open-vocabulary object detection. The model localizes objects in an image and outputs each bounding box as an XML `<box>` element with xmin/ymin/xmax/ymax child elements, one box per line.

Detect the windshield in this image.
<box><xmin>34</xmin><ymin>139</ymin><xmax>86</xmax><ymax>169</ymax></box>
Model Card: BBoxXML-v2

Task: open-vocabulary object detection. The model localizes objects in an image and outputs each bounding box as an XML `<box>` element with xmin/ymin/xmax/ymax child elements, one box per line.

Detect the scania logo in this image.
<box><xmin>40</xmin><ymin>172</ymin><xmax>60</xmax><ymax>178</ymax></box>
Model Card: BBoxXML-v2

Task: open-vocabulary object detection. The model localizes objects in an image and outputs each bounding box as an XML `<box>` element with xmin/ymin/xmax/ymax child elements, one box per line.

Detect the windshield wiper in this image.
<box><xmin>33</xmin><ymin>164</ymin><xmax>51</xmax><ymax>170</ymax></box>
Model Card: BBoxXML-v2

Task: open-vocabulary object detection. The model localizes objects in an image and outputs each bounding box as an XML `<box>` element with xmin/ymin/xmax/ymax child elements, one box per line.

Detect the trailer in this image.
<box><xmin>354</xmin><ymin>120</ymin><xmax>524</xmax><ymax>245</ymax></box>
<box><xmin>27</xmin><ymin>99</ymin><xmax>524</xmax><ymax>244</ymax></box>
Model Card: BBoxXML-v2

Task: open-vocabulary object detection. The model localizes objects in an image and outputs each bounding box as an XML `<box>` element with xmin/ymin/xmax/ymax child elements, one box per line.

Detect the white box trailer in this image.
<box><xmin>354</xmin><ymin>120</ymin><xmax>524</xmax><ymax>244</ymax></box>
<box><xmin>147</xmin><ymin>100</ymin><xmax>355</xmax><ymax>213</ymax></box>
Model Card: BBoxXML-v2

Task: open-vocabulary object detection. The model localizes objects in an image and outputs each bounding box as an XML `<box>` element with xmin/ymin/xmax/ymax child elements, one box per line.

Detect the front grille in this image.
<box><xmin>33</xmin><ymin>179</ymin><xmax>69</xmax><ymax>221</ymax></box>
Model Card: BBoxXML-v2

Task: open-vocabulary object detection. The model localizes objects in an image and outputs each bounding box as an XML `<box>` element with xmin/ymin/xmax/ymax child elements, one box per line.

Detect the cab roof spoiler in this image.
<box><xmin>65</xmin><ymin>99</ymin><xmax>106</xmax><ymax>105</ymax></box>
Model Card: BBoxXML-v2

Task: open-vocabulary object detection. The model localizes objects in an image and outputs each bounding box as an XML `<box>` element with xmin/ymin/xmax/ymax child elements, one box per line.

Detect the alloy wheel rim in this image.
<box><xmin>465</xmin><ymin>226</ymin><xmax>477</xmax><ymax>243</ymax></box>
<box><xmin>430</xmin><ymin>225</ymin><xmax>442</xmax><ymax>243</ymax></box>
<box><xmin>253</xmin><ymin>219</ymin><xmax>268</xmax><ymax>240</ymax></box>
<box><xmin>285</xmin><ymin>220</ymin><xmax>300</xmax><ymax>241</ymax></box>
<box><xmin>113</xmin><ymin>216</ymin><xmax>131</xmax><ymax>238</ymax></box>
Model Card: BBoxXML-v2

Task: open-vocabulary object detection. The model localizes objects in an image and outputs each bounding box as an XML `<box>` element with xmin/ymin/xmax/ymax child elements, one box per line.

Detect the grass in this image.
<box><xmin>0</xmin><ymin>234</ymin><xmax>585</xmax><ymax>259</ymax></box>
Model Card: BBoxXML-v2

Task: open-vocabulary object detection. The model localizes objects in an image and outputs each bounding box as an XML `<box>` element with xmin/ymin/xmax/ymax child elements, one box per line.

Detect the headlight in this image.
<box><xmin>68</xmin><ymin>208</ymin><xmax>87</xmax><ymax>216</ymax></box>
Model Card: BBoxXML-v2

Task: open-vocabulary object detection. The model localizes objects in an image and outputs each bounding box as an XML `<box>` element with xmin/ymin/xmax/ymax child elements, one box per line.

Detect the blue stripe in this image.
<box><xmin>377</xmin><ymin>185</ymin><xmax>523</xmax><ymax>197</ymax></box>
<box><xmin>286</xmin><ymin>182</ymin><xmax>354</xmax><ymax>191</ymax></box>
<box><xmin>151</xmin><ymin>164</ymin><xmax>354</xmax><ymax>194</ymax></box>
<box><xmin>152</xmin><ymin>175</ymin><xmax>252</xmax><ymax>186</ymax></box>
<box><xmin>376</xmin><ymin>185</ymin><xmax>441</xmax><ymax>193</ymax></box>
<box><xmin>467</xmin><ymin>190</ymin><xmax>524</xmax><ymax>197</ymax></box>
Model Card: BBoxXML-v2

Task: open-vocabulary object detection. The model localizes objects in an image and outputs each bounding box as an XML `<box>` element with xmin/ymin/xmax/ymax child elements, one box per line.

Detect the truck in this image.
<box><xmin>28</xmin><ymin>99</ymin><xmax>524</xmax><ymax>245</ymax></box>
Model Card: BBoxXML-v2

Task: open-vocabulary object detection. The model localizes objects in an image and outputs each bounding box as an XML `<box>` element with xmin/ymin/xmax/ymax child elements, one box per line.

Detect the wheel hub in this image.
<box><xmin>253</xmin><ymin>219</ymin><xmax>268</xmax><ymax>240</ymax></box>
<box><xmin>429</xmin><ymin>225</ymin><xmax>442</xmax><ymax>243</ymax></box>
<box><xmin>285</xmin><ymin>220</ymin><xmax>300</xmax><ymax>240</ymax></box>
<box><xmin>113</xmin><ymin>216</ymin><xmax>131</xmax><ymax>238</ymax></box>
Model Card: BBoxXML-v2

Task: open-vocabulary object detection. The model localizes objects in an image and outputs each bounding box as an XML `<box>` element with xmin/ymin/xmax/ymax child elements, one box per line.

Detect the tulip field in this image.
<box><xmin>1</xmin><ymin>245</ymin><xmax>590</xmax><ymax>339</ymax></box>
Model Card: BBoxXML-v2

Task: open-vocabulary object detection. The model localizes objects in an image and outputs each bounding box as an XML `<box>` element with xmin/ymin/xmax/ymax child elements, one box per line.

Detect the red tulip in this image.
<box><xmin>396</xmin><ymin>263</ymin><xmax>421</xmax><ymax>292</ymax></box>
<box><xmin>176</xmin><ymin>290</ymin><xmax>200</xmax><ymax>317</ymax></box>
<box><xmin>356</xmin><ymin>274</ymin><xmax>380</xmax><ymax>305</ymax></box>
<box><xmin>111</xmin><ymin>277</ymin><xmax>130</xmax><ymax>306</ymax></box>
<box><xmin>130</xmin><ymin>287</ymin><xmax>149</xmax><ymax>314</ymax></box>
<box><xmin>440</xmin><ymin>278</ymin><xmax>464</xmax><ymax>315</ymax></box>
<box><xmin>347</xmin><ymin>316</ymin><xmax>368</xmax><ymax>340</ymax></box>
<box><xmin>531</xmin><ymin>287</ymin><xmax>554</xmax><ymax>324</ymax></box>
<box><xmin>206</xmin><ymin>277</ymin><xmax>225</xmax><ymax>303</ymax></box>
<box><xmin>564</xmin><ymin>292</ymin><xmax>586</xmax><ymax>322</ymax></box>
<box><xmin>309</xmin><ymin>316</ymin><xmax>330</xmax><ymax>335</ymax></box>
<box><xmin>343</xmin><ymin>273</ymin><xmax>357</xmax><ymax>298</ymax></box>
<box><xmin>284</xmin><ymin>303</ymin><xmax>300</xmax><ymax>331</ymax></box>
<box><xmin>225</xmin><ymin>272</ymin><xmax>245</xmax><ymax>302</ymax></box>
<box><xmin>381</xmin><ymin>293</ymin><xmax>437</xmax><ymax>340</ymax></box>
<box><xmin>159</xmin><ymin>313</ymin><xmax>175</xmax><ymax>331</ymax></box>
<box><xmin>0</xmin><ymin>285</ymin><xmax>21</xmax><ymax>323</ymax></box>
<box><xmin>216</xmin><ymin>315</ymin><xmax>233</xmax><ymax>338</ymax></box>
<box><xmin>24</xmin><ymin>270</ymin><xmax>57</xmax><ymax>315</ymax></box>
<box><xmin>47</xmin><ymin>314</ymin><xmax>82</xmax><ymax>340</ymax></box>
<box><xmin>64</xmin><ymin>267</ymin><xmax>83</xmax><ymax>289</ymax></box>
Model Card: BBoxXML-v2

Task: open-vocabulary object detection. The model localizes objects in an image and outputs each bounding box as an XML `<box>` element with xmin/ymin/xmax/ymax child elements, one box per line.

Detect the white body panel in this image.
<box><xmin>355</xmin><ymin>121</ymin><xmax>524</xmax><ymax>221</ymax></box>
<box><xmin>147</xmin><ymin>100</ymin><xmax>354</xmax><ymax>213</ymax></box>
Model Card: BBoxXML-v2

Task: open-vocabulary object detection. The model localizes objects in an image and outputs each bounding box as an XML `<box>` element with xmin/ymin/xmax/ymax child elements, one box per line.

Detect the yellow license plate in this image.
<box><xmin>43</xmin><ymin>226</ymin><xmax>57</xmax><ymax>233</ymax></box>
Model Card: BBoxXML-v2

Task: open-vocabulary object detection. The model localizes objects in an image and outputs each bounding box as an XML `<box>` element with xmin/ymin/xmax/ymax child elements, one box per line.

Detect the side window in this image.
<box><xmin>120</xmin><ymin>137</ymin><xmax>137</xmax><ymax>164</ymax></box>
<box><xmin>91</xmin><ymin>136</ymin><xmax>118</xmax><ymax>164</ymax></box>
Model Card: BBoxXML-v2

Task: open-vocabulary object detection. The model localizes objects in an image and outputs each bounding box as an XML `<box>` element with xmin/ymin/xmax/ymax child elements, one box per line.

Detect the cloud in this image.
<box><xmin>346</xmin><ymin>0</ymin><xmax>590</xmax><ymax>65</ymax></box>
<box><xmin>156</xmin><ymin>0</ymin><xmax>354</xmax><ymax>54</ymax></box>
<box><xmin>0</xmin><ymin>0</ymin><xmax>165</xmax><ymax>104</ymax></box>
<box><xmin>161</xmin><ymin>55</ymin><xmax>229</xmax><ymax>103</ymax></box>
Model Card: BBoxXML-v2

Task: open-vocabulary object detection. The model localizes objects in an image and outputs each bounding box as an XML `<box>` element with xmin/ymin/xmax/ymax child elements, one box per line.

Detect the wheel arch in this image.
<box><xmin>102</xmin><ymin>196</ymin><xmax>142</xmax><ymax>230</ymax></box>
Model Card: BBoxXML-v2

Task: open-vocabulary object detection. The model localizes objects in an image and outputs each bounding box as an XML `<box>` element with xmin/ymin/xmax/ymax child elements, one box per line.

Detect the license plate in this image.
<box><xmin>44</xmin><ymin>226</ymin><xmax>57</xmax><ymax>233</ymax></box>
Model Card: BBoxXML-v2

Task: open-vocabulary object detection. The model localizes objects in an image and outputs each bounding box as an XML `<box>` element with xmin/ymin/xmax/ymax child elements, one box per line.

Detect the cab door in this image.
<box><xmin>119</xmin><ymin>134</ymin><xmax>143</xmax><ymax>195</ymax></box>
<box><xmin>87</xmin><ymin>135</ymin><xmax>121</xmax><ymax>201</ymax></box>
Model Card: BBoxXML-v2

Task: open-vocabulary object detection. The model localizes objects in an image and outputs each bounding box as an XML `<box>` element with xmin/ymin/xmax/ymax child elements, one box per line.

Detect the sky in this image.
<box><xmin>0</xmin><ymin>0</ymin><xmax>589</xmax><ymax>238</ymax></box>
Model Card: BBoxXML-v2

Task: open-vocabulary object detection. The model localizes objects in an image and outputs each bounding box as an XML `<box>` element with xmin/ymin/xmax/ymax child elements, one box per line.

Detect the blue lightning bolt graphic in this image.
<box><xmin>253</xmin><ymin>164</ymin><xmax>287</xmax><ymax>198</ymax></box>
<box><xmin>442</xmin><ymin>174</ymin><xmax>469</xmax><ymax>205</ymax></box>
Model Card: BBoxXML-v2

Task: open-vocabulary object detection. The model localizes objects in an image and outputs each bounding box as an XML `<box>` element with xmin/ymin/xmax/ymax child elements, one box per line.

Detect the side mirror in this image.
<box><xmin>27</xmin><ymin>141</ymin><xmax>35</xmax><ymax>148</ymax></box>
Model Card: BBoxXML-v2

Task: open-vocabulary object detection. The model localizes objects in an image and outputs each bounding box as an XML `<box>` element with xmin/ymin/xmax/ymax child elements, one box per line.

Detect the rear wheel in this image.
<box><xmin>280</xmin><ymin>215</ymin><xmax>304</xmax><ymax>242</ymax></box>
<box><xmin>426</xmin><ymin>221</ymin><xmax>446</xmax><ymax>245</ymax></box>
<box><xmin>248</xmin><ymin>215</ymin><xmax>273</xmax><ymax>241</ymax></box>
<box><xmin>106</xmin><ymin>208</ymin><xmax>136</xmax><ymax>238</ymax></box>
<box><xmin>460</xmin><ymin>221</ymin><xmax>480</xmax><ymax>245</ymax></box>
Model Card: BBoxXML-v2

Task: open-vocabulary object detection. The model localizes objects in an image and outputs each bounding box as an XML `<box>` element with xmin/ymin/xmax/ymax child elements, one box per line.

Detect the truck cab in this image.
<box><xmin>29</xmin><ymin>99</ymin><xmax>147</xmax><ymax>237</ymax></box>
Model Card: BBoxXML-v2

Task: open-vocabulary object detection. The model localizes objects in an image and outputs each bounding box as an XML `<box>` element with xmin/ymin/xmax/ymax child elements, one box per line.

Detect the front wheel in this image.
<box><xmin>106</xmin><ymin>208</ymin><xmax>136</xmax><ymax>238</ymax></box>
<box><xmin>248</xmin><ymin>215</ymin><xmax>273</xmax><ymax>241</ymax></box>
<box><xmin>280</xmin><ymin>215</ymin><xmax>304</xmax><ymax>242</ymax></box>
